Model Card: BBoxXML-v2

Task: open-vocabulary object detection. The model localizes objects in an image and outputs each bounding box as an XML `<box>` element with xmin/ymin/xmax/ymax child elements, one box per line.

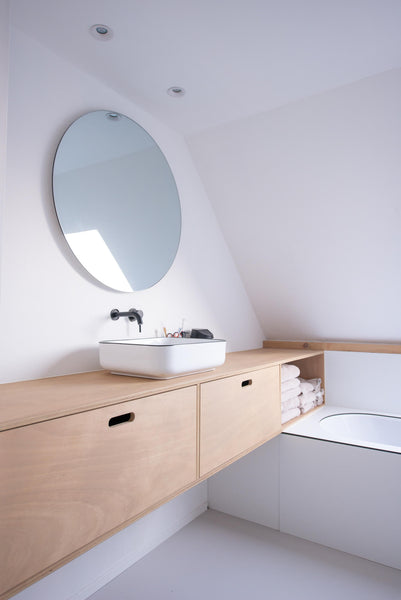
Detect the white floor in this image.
<box><xmin>88</xmin><ymin>510</ymin><xmax>401</xmax><ymax>600</ymax></box>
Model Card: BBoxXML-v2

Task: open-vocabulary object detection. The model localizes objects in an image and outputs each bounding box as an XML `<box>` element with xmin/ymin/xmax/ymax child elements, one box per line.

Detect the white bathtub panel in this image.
<box><xmin>280</xmin><ymin>435</ymin><xmax>401</xmax><ymax>569</ymax></box>
<box><xmin>207</xmin><ymin>437</ymin><xmax>280</xmax><ymax>529</ymax></box>
<box><xmin>325</xmin><ymin>352</ymin><xmax>401</xmax><ymax>415</ymax></box>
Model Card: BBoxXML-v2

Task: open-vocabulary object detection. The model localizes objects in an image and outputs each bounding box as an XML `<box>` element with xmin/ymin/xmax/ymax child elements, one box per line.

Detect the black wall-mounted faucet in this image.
<box><xmin>110</xmin><ymin>308</ymin><xmax>144</xmax><ymax>332</ymax></box>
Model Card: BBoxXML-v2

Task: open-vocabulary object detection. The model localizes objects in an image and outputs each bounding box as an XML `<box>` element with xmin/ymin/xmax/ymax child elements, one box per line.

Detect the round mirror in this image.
<box><xmin>52</xmin><ymin>110</ymin><xmax>181</xmax><ymax>291</ymax></box>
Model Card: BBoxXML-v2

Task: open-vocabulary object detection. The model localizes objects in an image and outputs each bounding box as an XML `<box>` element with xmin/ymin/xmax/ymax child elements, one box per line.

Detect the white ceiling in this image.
<box><xmin>10</xmin><ymin>0</ymin><xmax>401</xmax><ymax>134</ymax></box>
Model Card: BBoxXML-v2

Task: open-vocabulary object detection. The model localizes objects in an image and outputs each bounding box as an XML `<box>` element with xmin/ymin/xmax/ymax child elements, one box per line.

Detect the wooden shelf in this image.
<box><xmin>263</xmin><ymin>340</ymin><xmax>401</xmax><ymax>354</ymax></box>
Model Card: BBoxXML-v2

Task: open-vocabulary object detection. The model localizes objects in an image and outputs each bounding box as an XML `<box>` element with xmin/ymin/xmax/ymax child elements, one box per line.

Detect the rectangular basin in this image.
<box><xmin>99</xmin><ymin>337</ymin><xmax>226</xmax><ymax>379</ymax></box>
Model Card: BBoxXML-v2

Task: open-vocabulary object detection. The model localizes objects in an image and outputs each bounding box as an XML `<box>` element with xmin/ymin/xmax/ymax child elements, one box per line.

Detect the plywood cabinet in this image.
<box><xmin>0</xmin><ymin>347</ymin><xmax>323</xmax><ymax>600</ymax></box>
<box><xmin>200</xmin><ymin>367</ymin><xmax>281</xmax><ymax>476</ymax></box>
<box><xmin>0</xmin><ymin>387</ymin><xmax>197</xmax><ymax>599</ymax></box>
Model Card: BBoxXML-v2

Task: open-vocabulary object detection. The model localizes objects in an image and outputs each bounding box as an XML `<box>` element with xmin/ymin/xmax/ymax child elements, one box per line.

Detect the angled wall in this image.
<box><xmin>188</xmin><ymin>69</ymin><xmax>401</xmax><ymax>343</ymax></box>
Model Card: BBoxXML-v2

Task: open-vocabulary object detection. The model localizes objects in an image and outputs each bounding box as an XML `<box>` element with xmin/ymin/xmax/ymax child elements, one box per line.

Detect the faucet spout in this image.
<box><xmin>131</xmin><ymin>309</ymin><xmax>143</xmax><ymax>332</ymax></box>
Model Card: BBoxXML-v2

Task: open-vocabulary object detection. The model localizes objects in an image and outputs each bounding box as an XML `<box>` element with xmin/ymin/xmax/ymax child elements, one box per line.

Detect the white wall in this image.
<box><xmin>207</xmin><ymin>437</ymin><xmax>280</xmax><ymax>529</ymax></box>
<box><xmin>0</xmin><ymin>0</ymin><xmax>10</xmax><ymax>299</ymax></box>
<box><xmin>188</xmin><ymin>69</ymin><xmax>401</xmax><ymax>343</ymax></box>
<box><xmin>324</xmin><ymin>350</ymin><xmax>401</xmax><ymax>414</ymax></box>
<box><xmin>0</xmin><ymin>26</ymin><xmax>263</xmax><ymax>385</ymax></box>
<box><xmin>1</xmin><ymin>24</ymin><xmax>263</xmax><ymax>600</ymax></box>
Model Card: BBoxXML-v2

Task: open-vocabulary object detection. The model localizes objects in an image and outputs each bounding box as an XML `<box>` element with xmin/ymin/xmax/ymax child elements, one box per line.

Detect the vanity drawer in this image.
<box><xmin>199</xmin><ymin>367</ymin><xmax>280</xmax><ymax>477</ymax></box>
<box><xmin>0</xmin><ymin>386</ymin><xmax>197</xmax><ymax>598</ymax></box>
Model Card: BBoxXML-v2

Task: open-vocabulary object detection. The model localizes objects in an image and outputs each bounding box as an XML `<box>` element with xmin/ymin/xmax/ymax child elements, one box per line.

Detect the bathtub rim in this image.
<box><xmin>282</xmin><ymin>404</ymin><xmax>401</xmax><ymax>455</ymax></box>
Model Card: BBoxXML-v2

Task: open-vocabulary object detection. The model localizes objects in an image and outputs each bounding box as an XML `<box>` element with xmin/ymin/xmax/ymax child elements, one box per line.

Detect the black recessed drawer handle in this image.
<box><xmin>241</xmin><ymin>379</ymin><xmax>252</xmax><ymax>387</ymax></box>
<box><xmin>108</xmin><ymin>412</ymin><xmax>135</xmax><ymax>427</ymax></box>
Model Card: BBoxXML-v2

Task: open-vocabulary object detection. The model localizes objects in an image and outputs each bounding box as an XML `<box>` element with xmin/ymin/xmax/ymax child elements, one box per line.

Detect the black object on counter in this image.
<box><xmin>190</xmin><ymin>329</ymin><xmax>214</xmax><ymax>339</ymax></box>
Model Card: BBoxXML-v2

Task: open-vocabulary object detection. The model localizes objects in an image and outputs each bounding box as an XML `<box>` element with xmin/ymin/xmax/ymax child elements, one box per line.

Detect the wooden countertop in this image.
<box><xmin>0</xmin><ymin>347</ymin><xmax>322</xmax><ymax>431</ymax></box>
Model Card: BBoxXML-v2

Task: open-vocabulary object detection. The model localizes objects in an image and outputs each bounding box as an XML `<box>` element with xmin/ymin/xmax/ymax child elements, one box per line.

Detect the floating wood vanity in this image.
<box><xmin>0</xmin><ymin>346</ymin><xmax>324</xmax><ymax>600</ymax></box>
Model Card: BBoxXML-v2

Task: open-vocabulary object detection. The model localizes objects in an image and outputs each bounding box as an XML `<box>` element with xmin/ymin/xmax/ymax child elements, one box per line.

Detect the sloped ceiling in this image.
<box><xmin>10</xmin><ymin>0</ymin><xmax>401</xmax><ymax>134</ymax></box>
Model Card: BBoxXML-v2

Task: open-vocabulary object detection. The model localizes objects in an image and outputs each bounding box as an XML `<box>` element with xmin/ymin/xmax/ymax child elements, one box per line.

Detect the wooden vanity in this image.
<box><xmin>0</xmin><ymin>346</ymin><xmax>324</xmax><ymax>600</ymax></box>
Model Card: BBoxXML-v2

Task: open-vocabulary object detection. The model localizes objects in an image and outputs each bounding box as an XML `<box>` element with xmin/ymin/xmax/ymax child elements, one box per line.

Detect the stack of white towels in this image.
<box><xmin>281</xmin><ymin>364</ymin><xmax>324</xmax><ymax>424</ymax></box>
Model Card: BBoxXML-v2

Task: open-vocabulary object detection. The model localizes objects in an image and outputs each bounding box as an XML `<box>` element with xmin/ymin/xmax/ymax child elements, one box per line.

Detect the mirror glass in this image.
<box><xmin>53</xmin><ymin>110</ymin><xmax>181</xmax><ymax>291</ymax></box>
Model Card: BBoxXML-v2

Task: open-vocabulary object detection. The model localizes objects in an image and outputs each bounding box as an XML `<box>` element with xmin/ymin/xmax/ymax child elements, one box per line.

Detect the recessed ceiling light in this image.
<box><xmin>89</xmin><ymin>24</ymin><xmax>113</xmax><ymax>41</ymax></box>
<box><xmin>167</xmin><ymin>86</ymin><xmax>186</xmax><ymax>98</ymax></box>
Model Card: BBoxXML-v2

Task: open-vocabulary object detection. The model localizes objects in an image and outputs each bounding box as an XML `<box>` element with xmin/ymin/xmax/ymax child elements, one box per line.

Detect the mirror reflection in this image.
<box><xmin>53</xmin><ymin>110</ymin><xmax>181</xmax><ymax>291</ymax></box>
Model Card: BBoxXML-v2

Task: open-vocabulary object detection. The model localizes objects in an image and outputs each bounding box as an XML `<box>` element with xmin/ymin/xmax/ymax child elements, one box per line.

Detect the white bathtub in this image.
<box><xmin>283</xmin><ymin>405</ymin><xmax>401</xmax><ymax>454</ymax></box>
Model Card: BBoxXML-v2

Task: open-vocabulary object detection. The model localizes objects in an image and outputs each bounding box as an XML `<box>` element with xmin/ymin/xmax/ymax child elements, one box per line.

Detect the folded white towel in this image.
<box><xmin>281</xmin><ymin>364</ymin><xmax>301</xmax><ymax>382</ymax></box>
<box><xmin>281</xmin><ymin>378</ymin><xmax>301</xmax><ymax>393</ymax></box>
<box><xmin>300</xmin><ymin>377</ymin><xmax>321</xmax><ymax>392</ymax></box>
<box><xmin>281</xmin><ymin>396</ymin><xmax>300</xmax><ymax>411</ymax></box>
<box><xmin>281</xmin><ymin>407</ymin><xmax>301</xmax><ymax>424</ymax></box>
<box><xmin>298</xmin><ymin>391</ymin><xmax>316</xmax><ymax>407</ymax></box>
<box><xmin>300</xmin><ymin>380</ymin><xmax>314</xmax><ymax>393</ymax></box>
<box><xmin>281</xmin><ymin>388</ymin><xmax>301</xmax><ymax>403</ymax></box>
<box><xmin>315</xmin><ymin>391</ymin><xmax>324</xmax><ymax>405</ymax></box>
<box><xmin>301</xmin><ymin>402</ymin><xmax>315</xmax><ymax>414</ymax></box>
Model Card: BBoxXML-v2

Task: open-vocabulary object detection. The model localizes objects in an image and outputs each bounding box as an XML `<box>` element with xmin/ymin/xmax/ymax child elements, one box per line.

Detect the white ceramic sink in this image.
<box><xmin>99</xmin><ymin>337</ymin><xmax>226</xmax><ymax>379</ymax></box>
